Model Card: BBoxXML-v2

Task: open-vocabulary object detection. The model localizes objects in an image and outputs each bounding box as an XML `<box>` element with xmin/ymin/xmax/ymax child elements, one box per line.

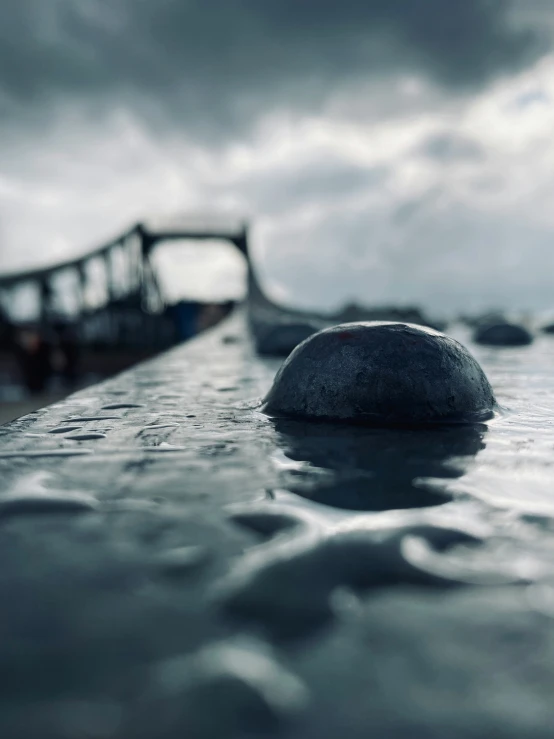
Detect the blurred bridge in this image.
<box><xmin>0</xmin><ymin>215</ymin><xmax>251</xmax><ymax>393</ymax></box>
<box><xmin>0</xmin><ymin>214</ymin><xmax>248</xmax><ymax>341</ymax></box>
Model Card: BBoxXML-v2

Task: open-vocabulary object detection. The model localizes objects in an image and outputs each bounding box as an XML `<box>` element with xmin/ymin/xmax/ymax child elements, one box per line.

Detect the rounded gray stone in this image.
<box><xmin>263</xmin><ymin>322</ymin><xmax>495</xmax><ymax>426</ymax></box>
<box><xmin>474</xmin><ymin>322</ymin><xmax>533</xmax><ymax>347</ymax></box>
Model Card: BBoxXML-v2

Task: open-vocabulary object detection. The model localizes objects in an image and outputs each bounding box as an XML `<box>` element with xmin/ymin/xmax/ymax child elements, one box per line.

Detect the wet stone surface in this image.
<box><xmin>2</xmin><ymin>312</ymin><xmax>554</xmax><ymax>736</ymax></box>
<box><xmin>265</xmin><ymin>322</ymin><xmax>496</xmax><ymax>425</ymax></box>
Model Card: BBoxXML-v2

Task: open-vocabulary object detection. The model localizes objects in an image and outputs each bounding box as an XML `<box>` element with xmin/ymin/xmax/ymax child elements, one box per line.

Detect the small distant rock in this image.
<box><xmin>541</xmin><ymin>323</ymin><xmax>554</xmax><ymax>335</ymax></box>
<box><xmin>255</xmin><ymin>322</ymin><xmax>318</xmax><ymax>357</ymax></box>
<box><xmin>264</xmin><ymin>322</ymin><xmax>495</xmax><ymax>425</ymax></box>
<box><xmin>474</xmin><ymin>323</ymin><xmax>533</xmax><ymax>347</ymax></box>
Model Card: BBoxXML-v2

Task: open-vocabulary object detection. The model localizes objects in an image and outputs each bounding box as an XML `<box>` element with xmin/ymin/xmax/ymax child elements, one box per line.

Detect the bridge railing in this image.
<box><xmin>0</xmin><ymin>216</ymin><xmax>250</xmax><ymax>392</ymax></box>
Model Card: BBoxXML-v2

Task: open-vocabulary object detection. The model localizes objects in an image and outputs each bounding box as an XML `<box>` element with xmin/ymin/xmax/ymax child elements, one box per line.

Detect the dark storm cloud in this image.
<box><xmin>0</xmin><ymin>0</ymin><xmax>548</xmax><ymax>138</ymax></box>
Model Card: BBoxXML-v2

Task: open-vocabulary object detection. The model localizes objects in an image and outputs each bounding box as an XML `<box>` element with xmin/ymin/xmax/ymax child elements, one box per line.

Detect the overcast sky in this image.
<box><xmin>1</xmin><ymin>0</ymin><xmax>554</xmax><ymax>313</ymax></box>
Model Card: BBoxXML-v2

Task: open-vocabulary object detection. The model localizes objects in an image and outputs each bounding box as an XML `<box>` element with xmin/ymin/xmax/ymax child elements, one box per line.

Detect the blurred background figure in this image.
<box><xmin>52</xmin><ymin>320</ymin><xmax>80</xmax><ymax>388</ymax></box>
<box><xmin>13</xmin><ymin>325</ymin><xmax>53</xmax><ymax>395</ymax></box>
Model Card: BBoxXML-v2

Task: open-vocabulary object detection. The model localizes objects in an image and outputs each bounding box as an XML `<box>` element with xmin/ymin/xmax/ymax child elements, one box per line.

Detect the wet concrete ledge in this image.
<box><xmin>0</xmin><ymin>311</ymin><xmax>553</xmax><ymax>738</ymax></box>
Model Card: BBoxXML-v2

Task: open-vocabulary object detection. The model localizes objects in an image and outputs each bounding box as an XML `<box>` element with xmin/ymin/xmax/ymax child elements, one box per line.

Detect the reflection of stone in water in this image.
<box><xmin>273</xmin><ymin>420</ymin><xmax>486</xmax><ymax>512</ymax></box>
